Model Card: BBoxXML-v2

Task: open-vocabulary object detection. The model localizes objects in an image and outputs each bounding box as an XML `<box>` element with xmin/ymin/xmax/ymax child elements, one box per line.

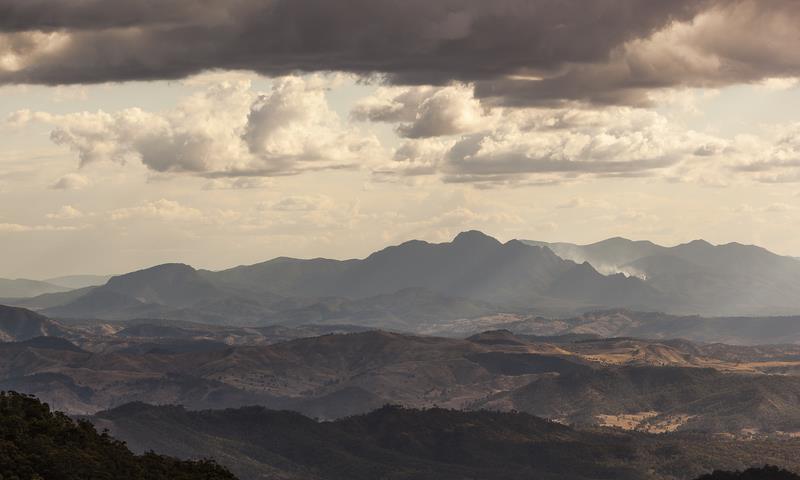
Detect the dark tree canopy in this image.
<box><xmin>695</xmin><ymin>466</ymin><xmax>800</xmax><ymax>480</ymax></box>
<box><xmin>0</xmin><ymin>391</ymin><xmax>237</xmax><ymax>480</ymax></box>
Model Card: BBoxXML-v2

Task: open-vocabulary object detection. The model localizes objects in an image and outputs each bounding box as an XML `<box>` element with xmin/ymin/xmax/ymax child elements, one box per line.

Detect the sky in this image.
<box><xmin>1</xmin><ymin>0</ymin><xmax>800</xmax><ymax>279</ymax></box>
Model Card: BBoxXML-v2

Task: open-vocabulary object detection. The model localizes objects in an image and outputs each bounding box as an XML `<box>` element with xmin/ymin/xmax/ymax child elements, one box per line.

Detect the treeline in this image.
<box><xmin>695</xmin><ymin>466</ymin><xmax>800</xmax><ymax>479</ymax></box>
<box><xmin>92</xmin><ymin>403</ymin><xmax>800</xmax><ymax>480</ymax></box>
<box><xmin>0</xmin><ymin>391</ymin><xmax>236</xmax><ymax>480</ymax></box>
<box><xmin>4</xmin><ymin>392</ymin><xmax>799</xmax><ymax>480</ymax></box>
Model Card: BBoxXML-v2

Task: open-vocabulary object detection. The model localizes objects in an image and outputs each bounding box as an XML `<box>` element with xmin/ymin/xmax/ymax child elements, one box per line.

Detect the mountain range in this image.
<box><xmin>0</xmin><ymin>274</ymin><xmax>110</xmax><ymax>299</ymax></box>
<box><xmin>525</xmin><ymin>237</ymin><xmax>800</xmax><ymax>315</ymax></box>
<box><xmin>2</xmin><ymin>231</ymin><xmax>664</xmax><ymax>326</ymax></box>
<box><xmin>6</xmin><ymin>231</ymin><xmax>800</xmax><ymax>326</ymax></box>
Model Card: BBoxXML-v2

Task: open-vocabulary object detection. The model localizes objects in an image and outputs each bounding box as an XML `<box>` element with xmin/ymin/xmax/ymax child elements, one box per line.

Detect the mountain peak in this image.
<box><xmin>106</xmin><ymin>263</ymin><xmax>197</xmax><ymax>285</ymax></box>
<box><xmin>451</xmin><ymin>230</ymin><xmax>501</xmax><ymax>247</ymax></box>
<box><xmin>131</xmin><ymin>263</ymin><xmax>196</xmax><ymax>275</ymax></box>
<box><xmin>684</xmin><ymin>239</ymin><xmax>713</xmax><ymax>248</ymax></box>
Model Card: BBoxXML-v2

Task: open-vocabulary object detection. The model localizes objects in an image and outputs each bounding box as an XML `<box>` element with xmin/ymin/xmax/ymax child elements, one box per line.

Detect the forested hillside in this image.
<box><xmin>0</xmin><ymin>391</ymin><xmax>236</xmax><ymax>480</ymax></box>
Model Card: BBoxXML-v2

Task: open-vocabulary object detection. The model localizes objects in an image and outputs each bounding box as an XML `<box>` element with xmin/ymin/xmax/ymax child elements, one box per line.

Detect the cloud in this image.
<box><xmin>557</xmin><ymin>198</ymin><xmax>588</xmax><ymax>209</ymax></box>
<box><xmin>764</xmin><ymin>203</ymin><xmax>793</xmax><ymax>213</ymax></box>
<box><xmin>106</xmin><ymin>199</ymin><xmax>242</xmax><ymax>228</ymax></box>
<box><xmin>238</xmin><ymin>195</ymin><xmax>367</xmax><ymax>236</ymax></box>
<box><xmin>0</xmin><ymin>1</ymin><xmax>222</xmax><ymax>32</ymax></box>
<box><xmin>45</xmin><ymin>205</ymin><xmax>83</xmax><ymax>219</ymax></box>
<box><xmin>474</xmin><ymin>1</ymin><xmax>800</xmax><ymax>106</ymax></box>
<box><xmin>269</xmin><ymin>195</ymin><xmax>334</xmax><ymax>212</ymax></box>
<box><xmin>50</xmin><ymin>172</ymin><xmax>89</xmax><ymax>190</ymax></box>
<box><xmin>8</xmin><ymin>1</ymin><xmax>799</xmax><ymax>106</ymax></box>
<box><xmin>0</xmin><ymin>1</ymin><xmax>702</xmax><ymax>88</ymax></box>
<box><xmin>109</xmin><ymin>199</ymin><xmax>203</xmax><ymax>222</ymax></box>
<box><xmin>374</xmin><ymin>137</ymin><xmax>455</xmax><ymax>180</ymax></box>
<box><xmin>14</xmin><ymin>76</ymin><xmax>381</xmax><ymax>178</ymax></box>
<box><xmin>202</xmin><ymin>177</ymin><xmax>273</xmax><ymax>190</ymax></box>
<box><xmin>725</xmin><ymin>124</ymin><xmax>800</xmax><ymax>183</ymax></box>
<box><xmin>353</xmin><ymin>85</ymin><xmax>490</xmax><ymax>138</ymax></box>
<box><xmin>242</xmin><ymin>76</ymin><xmax>380</xmax><ymax>174</ymax></box>
<box><xmin>759</xmin><ymin>77</ymin><xmax>800</xmax><ymax>91</ymax></box>
<box><xmin>381</xmin><ymin>105</ymin><xmax>721</xmax><ymax>185</ymax></box>
<box><xmin>380</xmin><ymin>205</ymin><xmax>524</xmax><ymax>245</ymax></box>
<box><xmin>0</xmin><ymin>222</ymin><xmax>81</xmax><ymax>232</ymax></box>
<box><xmin>737</xmin><ymin>203</ymin><xmax>796</xmax><ymax>214</ymax></box>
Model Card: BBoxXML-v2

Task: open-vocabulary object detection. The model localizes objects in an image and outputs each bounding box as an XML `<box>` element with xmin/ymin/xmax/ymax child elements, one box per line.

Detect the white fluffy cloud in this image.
<box><xmin>354</xmin><ymin>84</ymin><xmax>800</xmax><ymax>187</ymax></box>
<box><xmin>11</xmin><ymin>75</ymin><xmax>800</xmax><ymax>189</ymax></box>
<box><xmin>243</xmin><ymin>77</ymin><xmax>380</xmax><ymax>173</ymax></box>
<box><xmin>729</xmin><ymin>123</ymin><xmax>800</xmax><ymax>183</ymax></box>
<box><xmin>444</xmin><ymin>108</ymin><xmax>712</xmax><ymax>181</ymax></box>
<box><xmin>376</xmin><ymin>104</ymin><xmax>722</xmax><ymax>185</ymax></box>
<box><xmin>352</xmin><ymin>85</ymin><xmax>491</xmax><ymax>138</ymax></box>
<box><xmin>13</xmin><ymin>76</ymin><xmax>382</xmax><ymax>178</ymax></box>
<box><xmin>50</xmin><ymin>172</ymin><xmax>90</xmax><ymax>190</ymax></box>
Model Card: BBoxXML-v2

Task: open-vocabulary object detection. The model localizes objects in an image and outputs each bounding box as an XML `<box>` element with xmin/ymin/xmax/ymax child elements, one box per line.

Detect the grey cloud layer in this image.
<box><xmin>8</xmin><ymin>0</ymin><xmax>793</xmax><ymax>105</ymax></box>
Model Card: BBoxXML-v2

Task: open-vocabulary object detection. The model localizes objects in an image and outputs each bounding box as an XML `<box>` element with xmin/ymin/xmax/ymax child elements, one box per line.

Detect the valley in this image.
<box><xmin>5</xmin><ymin>303</ymin><xmax>800</xmax><ymax>438</ymax></box>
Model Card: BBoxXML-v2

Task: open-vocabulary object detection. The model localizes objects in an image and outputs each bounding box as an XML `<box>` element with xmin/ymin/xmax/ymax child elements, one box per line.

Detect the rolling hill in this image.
<box><xmin>91</xmin><ymin>402</ymin><xmax>800</xmax><ymax>480</ymax></box>
<box><xmin>6</xmin><ymin>321</ymin><xmax>800</xmax><ymax>435</ymax></box>
<box><xmin>0</xmin><ymin>304</ymin><xmax>68</xmax><ymax>341</ymax></box>
<box><xmin>456</xmin><ymin>309</ymin><xmax>800</xmax><ymax>346</ymax></box>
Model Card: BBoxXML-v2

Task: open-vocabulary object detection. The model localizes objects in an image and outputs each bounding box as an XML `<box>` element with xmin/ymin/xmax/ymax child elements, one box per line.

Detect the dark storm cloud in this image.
<box><xmin>1</xmin><ymin>0</ymin><xmax>799</xmax><ymax>105</ymax></box>
<box><xmin>0</xmin><ymin>0</ymin><xmax>228</xmax><ymax>32</ymax></box>
<box><xmin>0</xmin><ymin>1</ymin><xmax>703</xmax><ymax>91</ymax></box>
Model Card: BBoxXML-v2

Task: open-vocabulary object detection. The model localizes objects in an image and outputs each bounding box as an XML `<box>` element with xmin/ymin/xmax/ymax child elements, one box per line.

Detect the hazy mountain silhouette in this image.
<box><xmin>524</xmin><ymin>237</ymin><xmax>800</xmax><ymax>315</ymax></box>
<box><xmin>44</xmin><ymin>274</ymin><xmax>113</xmax><ymax>290</ymax></box>
<box><xmin>41</xmin><ymin>263</ymin><xmax>280</xmax><ymax>323</ymax></box>
<box><xmin>0</xmin><ymin>278</ymin><xmax>69</xmax><ymax>298</ymax></box>
<box><xmin>525</xmin><ymin>237</ymin><xmax>664</xmax><ymax>270</ymax></box>
<box><xmin>27</xmin><ymin>232</ymin><xmax>661</xmax><ymax>324</ymax></box>
<box><xmin>211</xmin><ymin>230</ymin><xmax>660</xmax><ymax>309</ymax></box>
<box><xmin>12</xmin><ymin>231</ymin><xmax>800</xmax><ymax>323</ymax></box>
